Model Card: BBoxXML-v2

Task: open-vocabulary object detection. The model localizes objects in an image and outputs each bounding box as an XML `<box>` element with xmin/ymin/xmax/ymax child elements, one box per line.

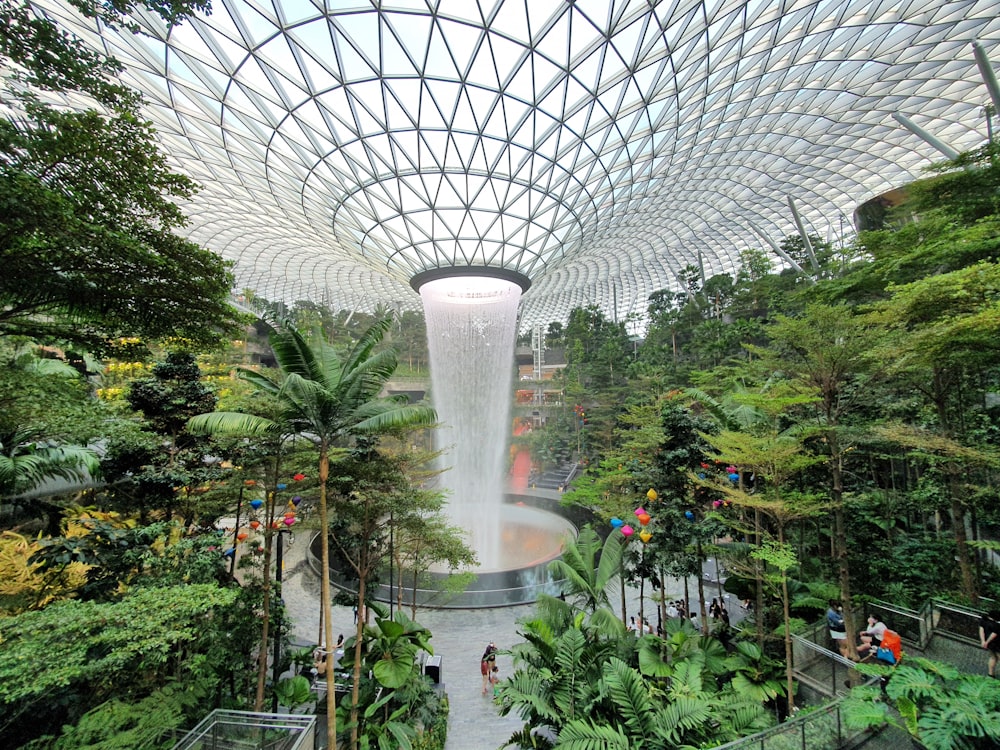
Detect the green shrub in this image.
<box><xmin>411</xmin><ymin>696</ymin><xmax>448</xmax><ymax>750</ymax></box>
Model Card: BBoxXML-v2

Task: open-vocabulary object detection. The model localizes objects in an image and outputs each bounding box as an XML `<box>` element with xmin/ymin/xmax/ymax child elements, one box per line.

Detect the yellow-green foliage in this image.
<box><xmin>0</xmin><ymin>531</ymin><xmax>88</xmax><ymax>615</ymax></box>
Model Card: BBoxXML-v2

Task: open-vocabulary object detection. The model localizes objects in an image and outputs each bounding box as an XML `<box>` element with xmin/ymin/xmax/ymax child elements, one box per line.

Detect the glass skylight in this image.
<box><xmin>28</xmin><ymin>0</ymin><xmax>1000</xmax><ymax>327</ymax></box>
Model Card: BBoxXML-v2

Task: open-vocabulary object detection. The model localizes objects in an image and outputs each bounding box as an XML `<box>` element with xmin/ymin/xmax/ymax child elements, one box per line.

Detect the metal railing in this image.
<box><xmin>791</xmin><ymin>635</ymin><xmax>859</xmax><ymax>698</ymax></box>
<box><xmin>932</xmin><ymin>599</ymin><xmax>989</xmax><ymax>644</ymax></box>
<box><xmin>171</xmin><ymin>710</ymin><xmax>315</xmax><ymax>750</ymax></box>
<box><xmin>864</xmin><ymin>599</ymin><xmax>932</xmax><ymax>649</ymax></box>
<box><xmin>710</xmin><ymin>700</ymin><xmax>856</xmax><ymax>750</ymax></box>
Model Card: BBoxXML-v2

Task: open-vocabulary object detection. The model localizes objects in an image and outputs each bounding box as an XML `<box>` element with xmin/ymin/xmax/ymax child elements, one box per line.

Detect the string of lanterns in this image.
<box><xmin>610</xmin><ymin>487</ymin><xmax>658</xmax><ymax>543</ymax></box>
<box><xmin>223</xmin><ymin>472</ymin><xmax>307</xmax><ymax>558</ymax></box>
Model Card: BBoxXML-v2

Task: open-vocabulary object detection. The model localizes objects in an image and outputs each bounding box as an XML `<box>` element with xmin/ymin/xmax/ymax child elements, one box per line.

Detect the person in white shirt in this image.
<box><xmin>857</xmin><ymin>615</ymin><xmax>887</xmax><ymax>658</ymax></box>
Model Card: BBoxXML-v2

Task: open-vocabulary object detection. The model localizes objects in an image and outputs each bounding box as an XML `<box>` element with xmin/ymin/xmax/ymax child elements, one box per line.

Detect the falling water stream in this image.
<box><xmin>419</xmin><ymin>276</ymin><xmax>521</xmax><ymax>570</ymax></box>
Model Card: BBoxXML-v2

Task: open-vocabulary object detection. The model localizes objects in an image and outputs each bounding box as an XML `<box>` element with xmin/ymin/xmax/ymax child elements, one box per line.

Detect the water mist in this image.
<box><xmin>416</xmin><ymin>273</ymin><xmax>523</xmax><ymax>570</ymax></box>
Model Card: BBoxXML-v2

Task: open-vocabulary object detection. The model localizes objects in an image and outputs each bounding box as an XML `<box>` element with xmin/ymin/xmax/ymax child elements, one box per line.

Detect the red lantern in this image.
<box><xmin>237</xmin><ymin>532</ymin><xmax>248</xmax><ymax>541</ymax></box>
<box><xmin>293</xmin><ymin>473</ymin><xmax>306</xmax><ymax>481</ymax></box>
<box><xmin>249</xmin><ymin>520</ymin><xmax>261</xmax><ymax>530</ymax></box>
<box><xmin>244</xmin><ymin>480</ymin><xmax>257</xmax><ymax>486</ymax></box>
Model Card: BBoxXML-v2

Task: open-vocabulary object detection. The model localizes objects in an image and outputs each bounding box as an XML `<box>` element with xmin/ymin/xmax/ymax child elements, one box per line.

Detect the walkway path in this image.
<box><xmin>277</xmin><ymin>530</ymin><xmax>736</xmax><ymax>750</ymax></box>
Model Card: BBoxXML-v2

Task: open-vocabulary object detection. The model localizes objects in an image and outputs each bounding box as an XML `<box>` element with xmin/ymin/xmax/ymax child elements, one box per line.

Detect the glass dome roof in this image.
<box><xmin>31</xmin><ymin>0</ymin><xmax>1000</xmax><ymax>327</ymax></box>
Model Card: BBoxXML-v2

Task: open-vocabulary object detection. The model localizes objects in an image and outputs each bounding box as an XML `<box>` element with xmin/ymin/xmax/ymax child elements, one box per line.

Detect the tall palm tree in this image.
<box><xmin>189</xmin><ymin>315</ymin><xmax>435</xmax><ymax>747</ymax></box>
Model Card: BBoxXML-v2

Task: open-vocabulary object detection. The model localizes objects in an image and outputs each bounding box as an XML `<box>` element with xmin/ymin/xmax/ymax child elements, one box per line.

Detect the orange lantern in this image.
<box><xmin>237</xmin><ymin>532</ymin><xmax>248</xmax><ymax>541</ymax></box>
<box><xmin>638</xmin><ymin>513</ymin><xmax>651</xmax><ymax>526</ymax></box>
<box><xmin>249</xmin><ymin>520</ymin><xmax>261</xmax><ymax>530</ymax></box>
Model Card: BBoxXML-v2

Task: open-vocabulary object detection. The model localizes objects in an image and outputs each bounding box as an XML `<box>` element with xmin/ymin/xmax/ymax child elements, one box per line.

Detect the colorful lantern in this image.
<box><xmin>610</xmin><ymin>517</ymin><xmax>624</xmax><ymax>528</ymax></box>
<box><xmin>244</xmin><ymin>480</ymin><xmax>257</xmax><ymax>487</ymax></box>
<box><xmin>284</xmin><ymin>511</ymin><xmax>296</xmax><ymax>519</ymax></box>
<box><xmin>292</xmin><ymin>496</ymin><xmax>302</xmax><ymax>506</ymax></box>
<box><xmin>250</xmin><ymin>498</ymin><xmax>263</xmax><ymax>510</ymax></box>
<box><xmin>634</xmin><ymin>507</ymin><xmax>646</xmax><ymax>517</ymax></box>
<box><xmin>712</xmin><ymin>500</ymin><xmax>722</xmax><ymax>508</ymax></box>
<box><xmin>726</xmin><ymin>465</ymin><xmax>737</xmax><ymax>474</ymax></box>
<box><xmin>684</xmin><ymin>510</ymin><xmax>695</xmax><ymax>520</ymax></box>
<box><xmin>638</xmin><ymin>513</ymin><xmax>651</xmax><ymax>526</ymax></box>
<box><xmin>224</xmin><ymin>547</ymin><xmax>235</xmax><ymax>557</ymax></box>
<box><xmin>621</xmin><ymin>525</ymin><xmax>634</xmax><ymax>537</ymax></box>
<box><xmin>277</xmin><ymin>483</ymin><xmax>287</xmax><ymax>490</ymax></box>
<box><xmin>646</xmin><ymin>488</ymin><xmax>657</xmax><ymax>501</ymax></box>
<box><xmin>237</xmin><ymin>532</ymin><xmax>248</xmax><ymax>541</ymax></box>
<box><xmin>293</xmin><ymin>473</ymin><xmax>306</xmax><ymax>481</ymax></box>
<box><xmin>283</xmin><ymin>516</ymin><xmax>295</xmax><ymax>526</ymax></box>
<box><xmin>639</xmin><ymin>530</ymin><xmax>652</xmax><ymax>544</ymax></box>
<box><xmin>728</xmin><ymin>472</ymin><xmax>739</xmax><ymax>482</ymax></box>
<box><xmin>249</xmin><ymin>520</ymin><xmax>261</xmax><ymax>530</ymax></box>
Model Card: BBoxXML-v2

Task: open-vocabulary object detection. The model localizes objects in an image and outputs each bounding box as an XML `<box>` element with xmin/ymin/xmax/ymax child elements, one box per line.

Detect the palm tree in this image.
<box><xmin>0</xmin><ymin>426</ymin><xmax>99</xmax><ymax>501</ymax></box>
<box><xmin>188</xmin><ymin>315</ymin><xmax>435</xmax><ymax>747</ymax></box>
<box><xmin>549</xmin><ymin>525</ymin><xmax>624</xmax><ymax>615</ymax></box>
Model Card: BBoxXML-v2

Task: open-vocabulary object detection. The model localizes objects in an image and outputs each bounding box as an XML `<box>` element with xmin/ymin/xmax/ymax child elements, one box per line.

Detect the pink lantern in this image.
<box><xmin>634</xmin><ymin>507</ymin><xmax>646</xmax><ymax>517</ymax></box>
<box><xmin>713</xmin><ymin>500</ymin><xmax>722</xmax><ymax>508</ymax></box>
<box><xmin>283</xmin><ymin>516</ymin><xmax>295</xmax><ymax>526</ymax></box>
<box><xmin>621</xmin><ymin>525</ymin><xmax>634</xmax><ymax>537</ymax></box>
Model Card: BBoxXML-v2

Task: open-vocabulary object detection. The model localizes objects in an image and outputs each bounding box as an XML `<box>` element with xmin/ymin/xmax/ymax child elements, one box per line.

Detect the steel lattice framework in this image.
<box><xmin>31</xmin><ymin>0</ymin><xmax>1000</xmax><ymax>328</ymax></box>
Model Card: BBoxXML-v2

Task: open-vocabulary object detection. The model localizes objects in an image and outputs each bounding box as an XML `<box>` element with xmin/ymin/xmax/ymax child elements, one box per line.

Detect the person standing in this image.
<box><xmin>979</xmin><ymin>612</ymin><xmax>1000</xmax><ymax>678</ymax></box>
<box><xmin>481</xmin><ymin>641</ymin><xmax>498</xmax><ymax>694</ymax></box>
<box><xmin>827</xmin><ymin>601</ymin><xmax>850</xmax><ymax>659</ymax></box>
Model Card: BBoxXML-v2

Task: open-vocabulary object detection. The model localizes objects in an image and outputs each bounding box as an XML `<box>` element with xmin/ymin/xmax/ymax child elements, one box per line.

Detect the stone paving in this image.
<box><xmin>277</xmin><ymin>529</ymin><xmax>735</xmax><ymax>750</ymax></box>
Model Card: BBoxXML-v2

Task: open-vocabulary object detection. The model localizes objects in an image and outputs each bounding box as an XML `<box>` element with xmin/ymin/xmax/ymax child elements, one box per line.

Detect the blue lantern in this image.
<box><xmin>610</xmin><ymin>517</ymin><xmax>624</xmax><ymax>528</ymax></box>
<box><xmin>277</xmin><ymin>483</ymin><xmax>287</xmax><ymax>490</ymax></box>
<box><xmin>728</xmin><ymin>472</ymin><xmax>739</xmax><ymax>482</ymax></box>
<box><xmin>250</xmin><ymin>498</ymin><xmax>263</xmax><ymax>509</ymax></box>
<box><xmin>684</xmin><ymin>510</ymin><xmax>695</xmax><ymax>521</ymax></box>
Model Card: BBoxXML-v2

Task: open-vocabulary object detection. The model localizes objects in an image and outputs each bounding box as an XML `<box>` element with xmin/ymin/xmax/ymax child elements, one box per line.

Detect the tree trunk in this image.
<box><xmin>696</xmin><ymin>543</ymin><xmax>707</xmax><ymax>635</ymax></box>
<box><xmin>620</xmin><ymin>559</ymin><xmax>627</xmax><ymax>627</ymax></box>
<box><xmin>830</xmin><ymin>446</ymin><xmax>856</xmax><ymax>658</ymax></box>
<box><xmin>350</xmin><ymin>573</ymin><xmax>367</xmax><ymax>750</ymax></box>
<box><xmin>950</xmin><ymin>485</ymin><xmax>977</xmax><ymax>601</ymax></box>
<box><xmin>254</xmin><ymin>503</ymin><xmax>275</xmax><ymax>710</ymax></box>
<box><xmin>754</xmin><ymin>509</ymin><xmax>765</xmax><ymax>651</ymax></box>
<box><xmin>319</xmin><ymin>446</ymin><xmax>337</xmax><ymax>748</ymax></box>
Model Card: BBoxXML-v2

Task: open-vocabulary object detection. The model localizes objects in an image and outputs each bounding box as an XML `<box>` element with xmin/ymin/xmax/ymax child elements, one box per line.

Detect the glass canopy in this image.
<box><xmin>32</xmin><ymin>0</ymin><xmax>1000</xmax><ymax>327</ymax></box>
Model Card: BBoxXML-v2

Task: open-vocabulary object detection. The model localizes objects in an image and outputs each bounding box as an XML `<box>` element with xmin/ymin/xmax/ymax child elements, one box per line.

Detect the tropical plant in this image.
<box><xmin>0</xmin><ymin>426</ymin><xmax>99</xmax><ymax>502</ymax></box>
<box><xmin>547</xmin><ymin>525</ymin><xmax>624</xmax><ymax>615</ymax></box>
<box><xmin>843</xmin><ymin>657</ymin><xmax>1000</xmax><ymax>750</ymax></box>
<box><xmin>336</xmin><ymin>607</ymin><xmax>438</xmax><ymax>750</ymax></box>
<box><xmin>275</xmin><ymin>675</ymin><xmax>315</xmax><ymax>712</ymax></box>
<box><xmin>188</xmin><ymin>315</ymin><xmax>436</xmax><ymax>748</ymax></box>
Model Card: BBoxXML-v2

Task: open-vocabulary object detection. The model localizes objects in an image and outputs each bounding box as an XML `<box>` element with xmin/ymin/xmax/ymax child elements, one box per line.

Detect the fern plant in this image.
<box><xmin>842</xmin><ymin>657</ymin><xmax>1000</xmax><ymax>750</ymax></box>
